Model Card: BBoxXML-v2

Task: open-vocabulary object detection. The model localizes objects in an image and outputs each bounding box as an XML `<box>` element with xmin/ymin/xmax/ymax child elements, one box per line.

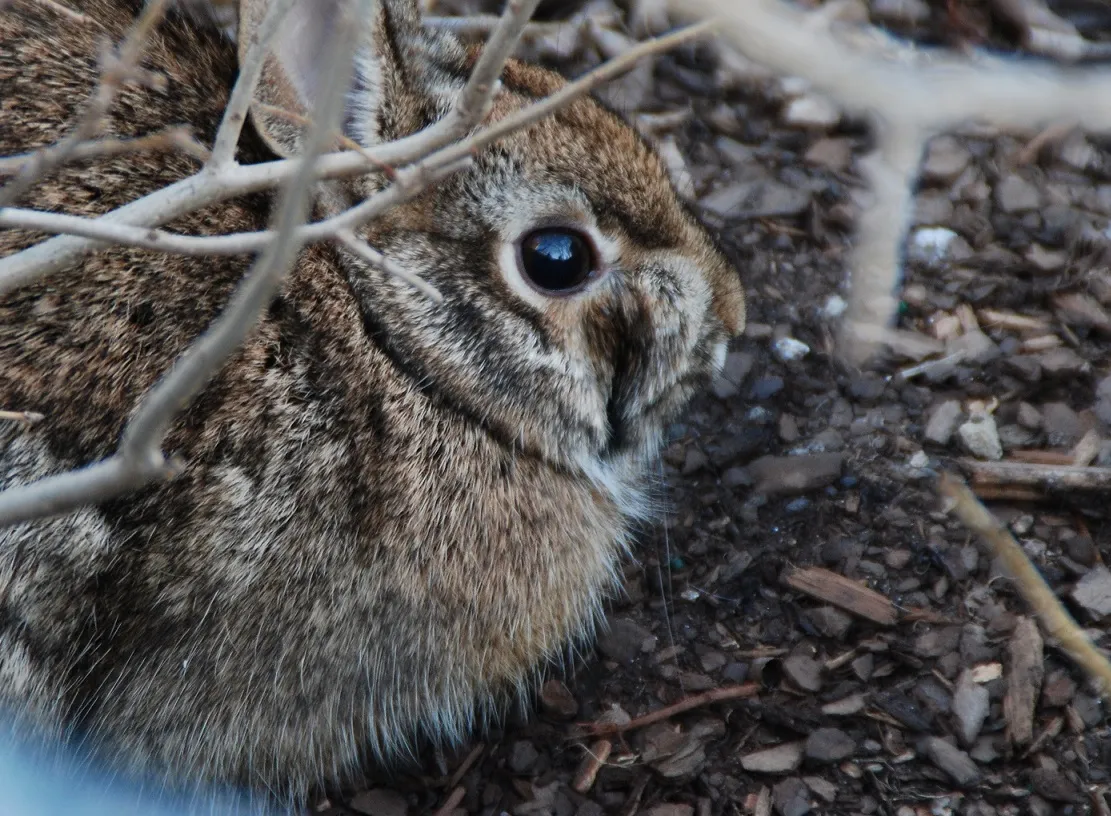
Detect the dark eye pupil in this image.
<box><xmin>520</xmin><ymin>229</ymin><xmax>593</xmax><ymax>293</ymax></box>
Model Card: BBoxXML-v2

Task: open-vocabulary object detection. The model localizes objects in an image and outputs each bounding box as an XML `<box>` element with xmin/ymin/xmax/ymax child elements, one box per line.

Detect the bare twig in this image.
<box><xmin>453</xmin><ymin>0</ymin><xmax>545</xmax><ymax>128</ymax></box>
<box><xmin>938</xmin><ymin>473</ymin><xmax>1111</xmax><ymax>700</ymax></box>
<box><xmin>580</xmin><ymin>683</ymin><xmax>759</xmax><ymax>737</ymax></box>
<box><xmin>0</xmin><ymin>130</ymin><xmax>208</xmax><ymax>176</ymax></box>
<box><xmin>0</xmin><ymin>0</ymin><xmax>170</xmax><ymax>207</ymax></box>
<box><xmin>0</xmin><ymin>410</ymin><xmax>45</xmax><ymax>425</ymax></box>
<box><xmin>430</xmin><ymin>785</ymin><xmax>465</xmax><ymax>816</ymax></box>
<box><xmin>208</xmin><ymin>0</ymin><xmax>300</xmax><ymax>167</ymax></box>
<box><xmin>335</xmin><ymin>229</ymin><xmax>442</xmax><ymax>301</ymax></box>
<box><xmin>0</xmin><ymin>0</ymin><xmax>623</xmax><ymax>292</ymax></box>
<box><xmin>0</xmin><ymin>0</ymin><xmax>368</xmax><ymax>527</ymax></box>
<box><xmin>681</xmin><ymin>0</ymin><xmax>1111</xmax><ymax>365</ymax></box>
<box><xmin>0</xmin><ymin>21</ymin><xmax>712</xmax><ymax>283</ymax></box>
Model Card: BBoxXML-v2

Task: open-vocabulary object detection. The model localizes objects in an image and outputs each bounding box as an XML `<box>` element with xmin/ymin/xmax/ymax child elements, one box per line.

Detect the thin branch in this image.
<box><xmin>430</xmin><ymin>786</ymin><xmax>465</xmax><ymax>816</ymax></box>
<box><xmin>0</xmin><ymin>20</ymin><xmax>713</xmax><ymax>286</ymax></box>
<box><xmin>335</xmin><ymin>229</ymin><xmax>443</xmax><ymax>302</ymax></box>
<box><xmin>0</xmin><ymin>0</ymin><xmax>369</xmax><ymax>528</ymax></box>
<box><xmin>0</xmin><ymin>131</ymin><xmax>205</xmax><ymax>176</ymax></box>
<box><xmin>207</xmin><ymin>0</ymin><xmax>300</xmax><ymax>168</ymax></box>
<box><xmin>0</xmin><ymin>0</ymin><xmax>170</xmax><ymax>207</ymax></box>
<box><xmin>680</xmin><ymin>0</ymin><xmax>1111</xmax><ymax>365</ymax></box>
<box><xmin>424</xmin><ymin>13</ymin><xmax>568</xmax><ymax>39</ymax></box>
<box><xmin>452</xmin><ymin>0</ymin><xmax>545</xmax><ymax>133</ymax></box>
<box><xmin>579</xmin><ymin>682</ymin><xmax>759</xmax><ymax>737</ymax></box>
<box><xmin>938</xmin><ymin>473</ymin><xmax>1111</xmax><ymax>700</ymax></box>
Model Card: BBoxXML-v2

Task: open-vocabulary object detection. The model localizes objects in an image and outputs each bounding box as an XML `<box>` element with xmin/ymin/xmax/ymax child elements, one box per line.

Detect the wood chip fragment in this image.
<box><xmin>977</xmin><ymin>308</ymin><xmax>1050</xmax><ymax>333</ymax></box>
<box><xmin>572</xmin><ymin>739</ymin><xmax>612</xmax><ymax>793</ymax></box>
<box><xmin>1072</xmin><ymin>429</ymin><xmax>1103</xmax><ymax>467</ymax></box>
<box><xmin>783</xmin><ymin>566</ymin><xmax>897</xmax><ymax>626</ymax></box>
<box><xmin>963</xmin><ymin>459</ymin><xmax>1111</xmax><ymax>491</ymax></box>
<box><xmin>1004</xmin><ymin>617</ymin><xmax>1045</xmax><ymax>746</ymax></box>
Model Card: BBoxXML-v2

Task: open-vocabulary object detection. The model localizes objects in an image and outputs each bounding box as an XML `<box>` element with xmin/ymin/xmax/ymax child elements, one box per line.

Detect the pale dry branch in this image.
<box><xmin>0</xmin><ymin>21</ymin><xmax>712</xmax><ymax>266</ymax></box>
<box><xmin>208</xmin><ymin>0</ymin><xmax>300</xmax><ymax>168</ymax></box>
<box><xmin>938</xmin><ymin>473</ymin><xmax>1111</xmax><ymax>700</ymax></box>
<box><xmin>681</xmin><ymin>0</ymin><xmax>1111</xmax><ymax>365</ymax></box>
<box><xmin>0</xmin><ymin>0</ymin><xmax>368</xmax><ymax>527</ymax></box>
<box><xmin>0</xmin><ymin>0</ymin><xmax>171</xmax><ymax>208</ymax></box>
<box><xmin>0</xmin><ymin>0</ymin><xmax>542</xmax><ymax>290</ymax></box>
<box><xmin>0</xmin><ymin>129</ymin><xmax>210</xmax><ymax>175</ymax></box>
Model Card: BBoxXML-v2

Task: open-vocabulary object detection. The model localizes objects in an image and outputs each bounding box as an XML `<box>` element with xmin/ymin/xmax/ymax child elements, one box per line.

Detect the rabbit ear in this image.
<box><xmin>238</xmin><ymin>0</ymin><xmax>466</xmax><ymax>158</ymax></box>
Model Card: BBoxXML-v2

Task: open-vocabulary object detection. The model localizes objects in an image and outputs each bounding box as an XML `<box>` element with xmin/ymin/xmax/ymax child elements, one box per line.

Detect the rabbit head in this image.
<box><xmin>0</xmin><ymin>0</ymin><xmax>745</xmax><ymax>800</ymax></box>
<box><xmin>243</xmin><ymin>0</ymin><xmax>746</xmax><ymax>496</ymax></box>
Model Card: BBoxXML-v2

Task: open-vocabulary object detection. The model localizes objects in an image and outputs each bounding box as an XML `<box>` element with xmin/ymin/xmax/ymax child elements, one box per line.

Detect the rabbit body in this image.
<box><xmin>0</xmin><ymin>0</ymin><xmax>744</xmax><ymax>799</ymax></box>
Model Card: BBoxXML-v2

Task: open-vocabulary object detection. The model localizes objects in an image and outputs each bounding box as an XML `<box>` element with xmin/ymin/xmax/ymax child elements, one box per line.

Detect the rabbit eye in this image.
<box><xmin>518</xmin><ymin>228</ymin><xmax>596</xmax><ymax>294</ymax></box>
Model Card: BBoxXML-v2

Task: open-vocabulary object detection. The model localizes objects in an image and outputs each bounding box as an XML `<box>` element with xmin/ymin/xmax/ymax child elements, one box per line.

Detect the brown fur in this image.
<box><xmin>0</xmin><ymin>0</ymin><xmax>745</xmax><ymax>801</ymax></box>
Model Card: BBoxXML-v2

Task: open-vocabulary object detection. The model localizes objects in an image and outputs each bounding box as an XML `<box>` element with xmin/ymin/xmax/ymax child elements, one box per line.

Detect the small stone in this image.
<box><xmin>699</xmin><ymin>650</ymin><xmax>728</xmax><ymax>673</ymax></box>
<box><xmin>723</xmin><ymin>466</ymin><xmax>753</xmax><ymax>488</ymax></box>
<box><xmin>711</xmin><ymin>351</ymin><xmax>755</xmax><ymax>399</ymax></box>
<box><xmin>952</xmin><ymin>670</ymin><xmax>990</xmax><ymax>745</ymax></box>
<box><xmin>1026</xmin><ymin>244</ymin><xmax>1068</xmax><ymax>273</ymax></box>
<box><xmin>958</xmin><ymin>414</ymin><xmax>1003</xmax><ymax>460</ymax></box>
<box><xmin>921</xmin><ymin>737</ymin><xmax>980</xmax><ymax>786</ymax></box>
<box><xmin>1017</xmin><ymin>402</ymin><xmax>1043</xmax><ymax>429</ymax></box>
<box><xmin>821</xmin><ymin>294</ymin><xmax>848</xmax><ymax>319</ymax></box>
<box><xmin>822</xmin><ymin>694</ymin><xmax>865</xmax><ymax>716</ymax></box>
<box><xmin>772</xmin><ymin>777</ymin><xmax>812</xmax><ymax>816</ymax></box>
<box><xmin>1038</xmin><ymin>347</ymin><xmax>1088</xmax><ymax>376</ymax></box>
<box><xmin>681</xmin><ymin>447</ymin><xmax>708</xmax><ymax>476</ymax></box>
<box><xmin>1095</xmin><ymin>374</ymin><xmax>1111</xmax><ymax>426</ymax></box>
<box><xmin>783</xmin><ymin>655</ymin><xmax>822</xmax><ymax>692</ymax></box>
<box><xmin>782</xmin><ymin>93</ymin><xmax>840</xmax><ymax>129</ymax></box>
<box><xmin>597</xmin><ymin>618</ymin><xmax>657</xmax><ymax>664</ymax></box>
<box><xmin>1041</xmin><ymin>670</ymin><xmax>1077</xmax><ymax>708</ymax></box>
<box><xmin>540</xmin><ymin>679</ymin><xmax>579</xmax><ymax>719</ymax></box>
<box><xmin>920</xmin><ymin>135</ymin><xmax>972</xmax><ymax>184</ymax></box>
<box><xmin>1072</xmin><ymin>565</ymin><xmax>1111</xmax><ymax>619</ymax></box>
<box><xmin>749</xmin><ymin>453</ymin><xmax>845</xmax><ymax>496</ymax></box>
<box><xmin>805</xmin><ymin>606</ymin><xmax>852</xmax><ymax>639</ymax></box>
<box><xmin>995</xmin><ymin>174</ymin><xmax>1043</xmax><ymax>213</ymax></box>
<box><xmin>741</xmin><ymin>741</ymin><xmax>805</xmax><ymax>773</ymax></box>
<box><xmin>722</xmin><ymin>662</ymin><xmax>748</xmax><ymax>683</ymax></box>
<box><xmin>751</xmin><ymin>376</ymin><xmax>785</xmax><ymax>400</ymax></box>
<box><xmin>350</xmin><ymin>789</ymin><xmax>409</xmax><ymax>816</ymax></box>
<box><xmin>774</xmin><ymin>337</ymin><xmax>810</xmax><ymax>362</ymax></box>
<box><xmin>925</xmin><ymin>400</ymin><xmax>963</xmax><ymax>445</ymax></box>
<box><xmin>1041</xmin><ymin>402</ymin><xmax>1082</xmax><ymax>447</ymax></box>
<box><xmin>1067</xmin><ymin>536</ymin><xmax>1097</xmax><ymax>567</ymax></box>
<box><xmin>907</xmin><ymin>227</ymin><xmax>972</xmax><ymax>266</ymax></box>
<box><xmin>969</xmin><ymin>736</ymin><xmax>1000</xmax><ymax>764</ymax></box>
<box><xmin>851</xmin><ymin>653</ymin><xmax>873</xmax><ymax>681</ymax></box>
<box><xmin>509</xmin><ymin>740</ymin><xmax>540</xmax><ymax>774</ymax></box>
<box><xmin>848</xmin><ymin>373</ymin><xmax>886</xmax><ymax>401</ymax></box>
<box><xmin>914</xmin><ymin>626</ymin><xmax>962</xmax><ymax>658</ymax></box>
<box><xmin>1029</xmin><ymin>768</ymin><xmax>1081</xmax><ymax>803</ymax></box>
<box><xmin>908</xmin><ymin>450</ymin><xmax>930</xmax><ymax>469</ymax></box>
<box><xmin>701</xmin><ymin>179</ymin><xmax>811</xmax><ymax>220</ymax></box>
<box><xmin>804</xmin><ymin>728</ymin><xmax>855</xmax><ymax>763</ymax></box>
<box><xmin>804</xmin><ymin>137</ymin><xmax>853</xmax><ymax>171</ymax></box>
<box><xmin>947</xmin><ymin>329</ymin><xmax>1001</xmax><ymax>364</ymax></box>
<box><xmin>885</xmin><ymin>549</ymin><xmax>913</xmax><ymax>569</ymax></box>
<box><xmin>802</xmin><ymin>776</ymin><xmax>837</xmax><ymax>803</ymax></box>
<box><xmin>644</xmin><ymin>806</ymin><xmax>694</xmax><ymax>816</ymax></box>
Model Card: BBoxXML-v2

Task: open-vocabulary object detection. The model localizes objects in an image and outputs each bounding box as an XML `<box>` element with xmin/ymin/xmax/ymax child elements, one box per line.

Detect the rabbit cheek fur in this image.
<box><xmin>0</xmin><ymin>0</ymin><xmax>745</xmax><ymax>800</ymax></box>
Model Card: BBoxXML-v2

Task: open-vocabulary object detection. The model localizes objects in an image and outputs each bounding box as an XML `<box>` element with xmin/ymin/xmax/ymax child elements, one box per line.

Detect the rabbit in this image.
<box><xmin>0</xmin><ymin>0</ymin><xmax>746</xmax><ymax>802</ymax></box>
